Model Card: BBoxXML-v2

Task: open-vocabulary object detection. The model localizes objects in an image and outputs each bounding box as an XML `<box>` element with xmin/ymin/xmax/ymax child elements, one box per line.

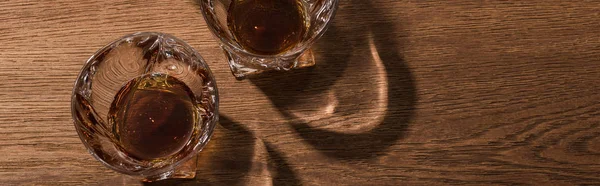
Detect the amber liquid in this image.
<box><xmin>227</xmin><ymin>0</ymin><xmax>307</xmax><ymax>55</ymax></box>
<box><xmin>108</xmin><ymin>73</ymin><xmax>199</xmax><ymax>160</ymax></box>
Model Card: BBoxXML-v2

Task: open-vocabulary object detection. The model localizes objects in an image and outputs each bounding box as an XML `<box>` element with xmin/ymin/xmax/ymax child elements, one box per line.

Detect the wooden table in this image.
<box><xmin>1</xmin><ymin>0</ymin><xmax>599</xmax><ymax>185</ymax></box>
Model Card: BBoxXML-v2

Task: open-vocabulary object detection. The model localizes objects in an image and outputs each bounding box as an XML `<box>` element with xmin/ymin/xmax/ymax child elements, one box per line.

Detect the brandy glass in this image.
<box><xmin>199</xmin><ymin>0</ymin><xmax>339</xmax><ymax>78</ymax></box>
<box><xmin>71</xmin><ymin>32</ymin><xmax>219</xmax><ymax>181</ymax></box>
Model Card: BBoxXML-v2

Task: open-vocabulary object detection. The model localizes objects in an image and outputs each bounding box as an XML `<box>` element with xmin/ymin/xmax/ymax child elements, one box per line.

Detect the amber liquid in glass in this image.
<box><xmin>227</xmin><ymin>0</ymin><xmax>308</xmax><ymax>55</ymax></box>
<box><xmin>108</xmin><ymin>73</ymin><xmax>199</xmax><ymax>161</ymax></box>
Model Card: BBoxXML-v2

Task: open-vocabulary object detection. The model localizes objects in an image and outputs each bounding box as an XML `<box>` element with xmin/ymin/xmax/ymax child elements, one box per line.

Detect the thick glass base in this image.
<box><xmin>142</xmin><ymin>156</ymin><xmax>198</xmax><ymax>182</ymax></box>
<box><xmin>224</xmin><ymin>49</ymin><xmax>315</xmax><ymax>79</ymax></box>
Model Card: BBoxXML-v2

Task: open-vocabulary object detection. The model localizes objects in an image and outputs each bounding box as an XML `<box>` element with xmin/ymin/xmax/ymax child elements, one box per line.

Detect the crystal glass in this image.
<box><xmin>71</xmin><ymin>32</ymin><xmax>219</xmax><ymax>181</ymax></box>
<box><xmin>199</xmin><ymin>0</ymin><xmax>339</xmax><ymax>78</ymax></box>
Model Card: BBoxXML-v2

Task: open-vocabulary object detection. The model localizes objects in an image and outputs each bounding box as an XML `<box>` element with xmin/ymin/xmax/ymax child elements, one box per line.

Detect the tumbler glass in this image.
<box><xmin>199</xmin><ymin>0</ymin><xmax>339</xmax><ymax>78</ymax></box>
<box><xmin>71</xmin><ymin>32</ymin><xmax>219</xmax><ymax>182</ymax></box>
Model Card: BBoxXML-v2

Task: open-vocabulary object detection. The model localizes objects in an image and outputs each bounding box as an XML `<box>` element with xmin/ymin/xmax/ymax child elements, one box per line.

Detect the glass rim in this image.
<box><xmin>198</xmin><ymin>0</ymin><xmax>340</xmax><ymax>59</ymax></box>
<box><xmin>71</xmin><ymin>31</ymin><xmax>219</xmax><ymax>177</ymax></box>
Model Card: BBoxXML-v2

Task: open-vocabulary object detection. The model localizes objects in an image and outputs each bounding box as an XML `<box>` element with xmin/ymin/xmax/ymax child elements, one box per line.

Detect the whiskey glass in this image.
<box><xmin>71</xmin><ymin>32</ymin><xmax>219</xmax><ymax>181</ymax></box>
<box><xmin>199</xmin><ymin>0</ymin><xmax>339</xmax><ymax>78</ymax></box>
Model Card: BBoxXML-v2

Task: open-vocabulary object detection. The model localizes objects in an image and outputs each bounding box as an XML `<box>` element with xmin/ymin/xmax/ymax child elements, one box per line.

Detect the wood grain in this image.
<box><xmin>1</xmin><ymin>0</ymin><xmax>599</xmax><ymax>185</ymax></box>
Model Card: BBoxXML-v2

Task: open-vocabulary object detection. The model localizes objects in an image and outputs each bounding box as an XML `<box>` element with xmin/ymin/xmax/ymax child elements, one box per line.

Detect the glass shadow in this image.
<box><xmin>249</xmin><ymin>0</ymin><xmax>417</xmax><ymax>161</ymax></box>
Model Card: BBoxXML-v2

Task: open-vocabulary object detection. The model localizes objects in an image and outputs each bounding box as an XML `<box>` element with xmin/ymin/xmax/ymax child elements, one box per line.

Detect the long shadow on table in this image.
<box><xmin>250</xmin><ymin>0</ymin><xmax>416</xmax><ymax>161</ymax></box>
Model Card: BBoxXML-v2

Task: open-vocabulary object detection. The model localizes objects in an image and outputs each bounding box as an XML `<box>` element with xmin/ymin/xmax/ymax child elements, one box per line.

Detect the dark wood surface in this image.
<box><xmin>1</xmin><ymin>0</ymin><xmax>599</xmax><ymax>185</ymax></box>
